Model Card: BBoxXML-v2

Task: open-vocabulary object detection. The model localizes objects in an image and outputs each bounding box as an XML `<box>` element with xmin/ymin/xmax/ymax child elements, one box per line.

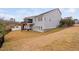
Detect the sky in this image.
<box><xmin>0</xmin><ymin>8</ymin><xmax>78</xmax><ymax>22</ymax></box>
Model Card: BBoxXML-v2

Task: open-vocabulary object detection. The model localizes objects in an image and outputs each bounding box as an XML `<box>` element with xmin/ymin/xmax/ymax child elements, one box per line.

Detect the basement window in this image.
<box><xmin>40</xmin><ymin>26</ymin><xmax>42</xmax><ymax>30</ymax></box>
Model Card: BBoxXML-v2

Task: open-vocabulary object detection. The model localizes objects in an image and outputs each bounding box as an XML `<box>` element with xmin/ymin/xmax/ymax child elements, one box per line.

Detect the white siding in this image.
<box><xmin>32</xmin><ymin>9</ymin><xmax>61</xmax><ymax>32</ymax></box>
<box><xmin>43</xmin><ymin>9</ymin><xmax>61</xmax><ymax>30</ymax></box>
<box><xmin>32</xmin><ymin>16</ymin><xmax>44</xmax><ymax>32</ymax></box>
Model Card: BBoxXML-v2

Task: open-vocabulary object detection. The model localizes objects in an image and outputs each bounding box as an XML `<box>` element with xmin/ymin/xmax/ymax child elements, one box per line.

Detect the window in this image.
<box><xmin>39</xmin><ymin>26</ymin><xmax>42</xmax><ymax>30</ymax></box>
<box><xmin>44</xmin><ymin>17</ymin><xmax>46</xmax><ymax>21</ymax></box>
<box><xmin>35</xmin><ymin>26</ymin><xmax>42</xmax><ymax>30</ymax></box>
<box><xmin>38</xmin><ymin>16</ymin><xmax>42</xmax><ymax>21</ymax></box>
<box><xmin>40</xmin><ymin>26</ymin><xmax>42</xmax><ymax>30</ymax></box>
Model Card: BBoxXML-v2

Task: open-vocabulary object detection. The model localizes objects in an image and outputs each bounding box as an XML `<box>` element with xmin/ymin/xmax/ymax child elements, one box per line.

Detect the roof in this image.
<box><xmin>36</xmin><ymin>8</ymin><xmax>62</xmax><ymax>16</ymax></box>
<box><xmin>25</xmin><ymin>8</ymin><xmax>61</xmax><ymax>18</ymax></box>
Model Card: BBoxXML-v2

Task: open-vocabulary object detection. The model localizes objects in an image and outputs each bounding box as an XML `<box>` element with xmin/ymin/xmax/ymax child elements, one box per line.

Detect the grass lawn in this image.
<box><xmin>0</xmin><ymin>25</ymin><xmax>79</xmax><ymax>51</ymax></box>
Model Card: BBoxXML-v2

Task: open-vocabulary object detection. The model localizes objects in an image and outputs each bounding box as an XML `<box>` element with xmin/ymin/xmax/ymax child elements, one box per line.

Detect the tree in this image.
<box><xmin>0</xmin><ymin>22</ymin><xmax>5</xmax><ymax>35</ymax></box>
<box><xmin>59</xmin><ymin>18</ymin><xmax>75</xmax><ymax>27</ymax></box>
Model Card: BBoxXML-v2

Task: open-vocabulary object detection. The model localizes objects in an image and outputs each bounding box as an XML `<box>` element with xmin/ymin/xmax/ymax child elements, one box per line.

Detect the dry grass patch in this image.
<box><xmin>1</xmin><ymin>25</ymin><xmax>79</xmax><ymax>51</ymax></box>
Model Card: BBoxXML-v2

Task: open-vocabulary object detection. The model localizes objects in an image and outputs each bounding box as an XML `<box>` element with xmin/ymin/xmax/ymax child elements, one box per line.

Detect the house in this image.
<box><xmin>12</xmin><ymin>8</ymin><xmax>62</xmax><ymax>32</ymax></box>
<box><xmin>24</xmin><ymin>8</ymin><xmax>61</xmax><ymax>32</ymax></box>
<box><xmin>11</xmin><ymin>23</ymin><xmax>22</xmax><ymax>31</ymax></box>
<box><xmin>74</xmin><ymin>19</ymin><xmax>79</xmax><ymax>24</ymax></box>
<box><xmin>11</xmin><ymin>26</ymin><xmax>21</xmax><ymax>31</ymax></box>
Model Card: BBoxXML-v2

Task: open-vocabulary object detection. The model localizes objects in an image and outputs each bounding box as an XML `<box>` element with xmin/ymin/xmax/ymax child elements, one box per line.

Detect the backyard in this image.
<box><xmin>0</xmin><ymin>24</ymin><xmax>79</xmax><ymax>51</ymax></box>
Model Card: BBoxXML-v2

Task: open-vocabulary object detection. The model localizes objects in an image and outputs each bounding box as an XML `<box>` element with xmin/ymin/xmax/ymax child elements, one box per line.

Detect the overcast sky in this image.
<box><xmin>0</xmin><ymin>8</ymin><xmax>78</xmax><ymax>22</ymax></box>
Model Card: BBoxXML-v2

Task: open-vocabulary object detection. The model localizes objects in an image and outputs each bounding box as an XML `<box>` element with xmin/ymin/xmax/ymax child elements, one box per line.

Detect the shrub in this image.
<box><xmin>59</xmin><ymin>19</ymin><xmax>75</xmax><ymax>27</ymax></box>
<box><xmin>0</xmin><ymin>22</ymin><xmax>10</xmax><ymax>35</ymax></box>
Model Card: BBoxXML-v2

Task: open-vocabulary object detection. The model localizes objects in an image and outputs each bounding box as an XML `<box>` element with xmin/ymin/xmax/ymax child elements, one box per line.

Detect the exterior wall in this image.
<box><xmin>32</xmin><ymin>16</ymin><xmax>44</xmax><ymax>32</ymax></box>
<box><xmin>42</xmin><ymin>9</ymin><xmax>61</xmax><ymax>30</ymax></box>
